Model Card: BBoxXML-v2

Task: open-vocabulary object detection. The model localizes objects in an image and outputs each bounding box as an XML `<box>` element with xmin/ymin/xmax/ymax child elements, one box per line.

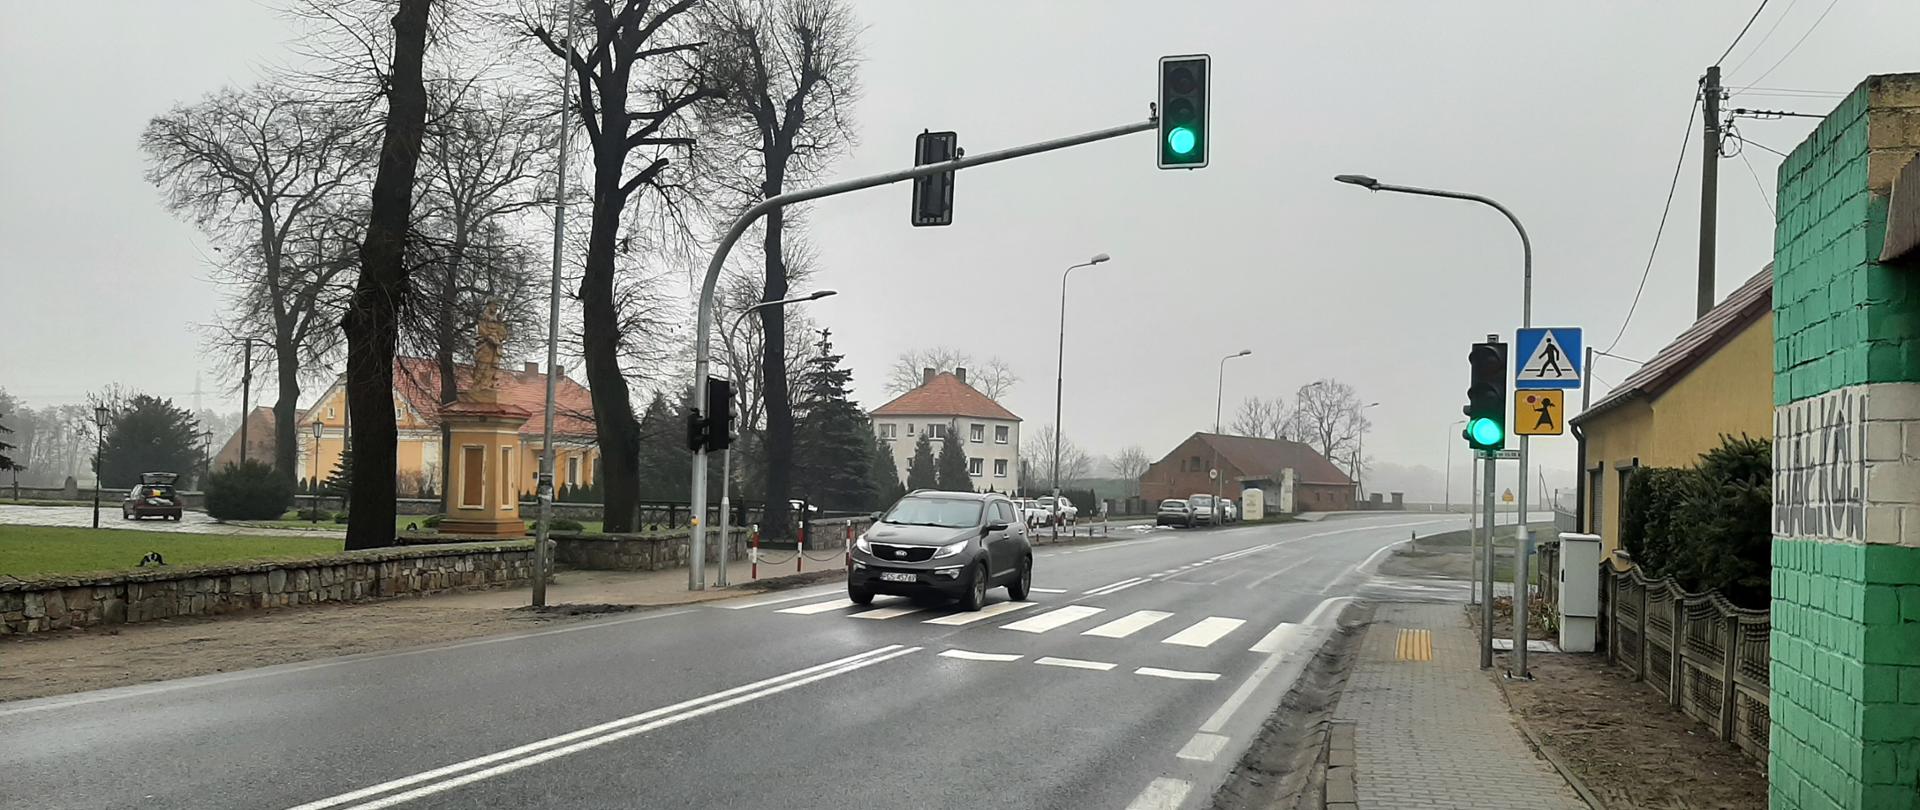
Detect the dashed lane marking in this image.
<box><xmin>1135</xmin><ymin>666</ymin><xmax>1221</xmax><ymax>682</ymax></box>
<box><xmin>938</xmin><ymin>649</ymin><xmax>1023</xmax><ymax>662</ymax></box>
<box><xmin>1034</xmin><ymin>656</ymin><xmax>1117</xmax><ymax>671</ymax></box>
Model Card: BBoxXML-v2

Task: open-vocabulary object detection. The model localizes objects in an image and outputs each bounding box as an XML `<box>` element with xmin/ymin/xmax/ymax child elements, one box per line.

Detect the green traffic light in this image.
<box><xmin>1167</xmin><ymin>126</ymin><xmax>1197</xmax><ymax>156</ymax></box>
<box><xmin>1468</xmin><ymin>417</ymin><xmax>1504</xmax><ymax>446</ymax></box>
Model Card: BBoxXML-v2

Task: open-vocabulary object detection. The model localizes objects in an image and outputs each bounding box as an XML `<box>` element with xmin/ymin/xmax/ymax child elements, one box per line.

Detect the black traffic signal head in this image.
<box><xmin>1465</xmin><ymin>340</ymin><xmax>1508</xmax><ymax>451</ymax></box>
<box><xmin>705</xmin><ymin>377</ymin><xmax>734</xmax><ymax>452</ymax></box>
<box><xmin>911</xmin><ymin>130</ymin><xmax>958</xmax><ymax>226</ymax></box>
<box><xmin>1158</xmin><ymin>54</ymin><xmax>1210</xmax><ymax>169</ymax></box>
<box><xmin>687</xmin><ymin>406</ymin><xmax>709</xmax><ymax>453</ymax></box>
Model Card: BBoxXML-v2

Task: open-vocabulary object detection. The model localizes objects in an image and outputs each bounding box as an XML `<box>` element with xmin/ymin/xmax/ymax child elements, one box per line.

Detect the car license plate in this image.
<box><xmin>879</xmin><ymin>572</ymin><xmax>916</xmax><ymax>583</ymax></box>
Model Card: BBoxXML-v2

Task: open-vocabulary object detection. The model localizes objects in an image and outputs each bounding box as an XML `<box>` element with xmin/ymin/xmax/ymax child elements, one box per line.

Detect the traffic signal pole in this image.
<box><xmin>686</xmin><ymin>116</ymin><xmax>1159</xmax><ymax>589</ymax></box>
<box><xmin>1480</xmin><ymin>453</ymin><xmax>1498</xmax><ymax>669</ymax></box>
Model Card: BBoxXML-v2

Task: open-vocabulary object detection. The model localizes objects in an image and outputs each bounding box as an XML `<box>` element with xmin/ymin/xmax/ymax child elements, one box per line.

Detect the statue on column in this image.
<box><xmin>471</xmin><ymin>300</ymin><xmax>506</xmax><ymax>394</ymax></box>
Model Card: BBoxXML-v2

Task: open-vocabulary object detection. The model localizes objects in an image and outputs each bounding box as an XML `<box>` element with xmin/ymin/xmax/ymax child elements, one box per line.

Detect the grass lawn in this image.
<box><xmin>0</xmin><ymin>525</ymin><xmax>347</xmax><ymax>578</ymax></box>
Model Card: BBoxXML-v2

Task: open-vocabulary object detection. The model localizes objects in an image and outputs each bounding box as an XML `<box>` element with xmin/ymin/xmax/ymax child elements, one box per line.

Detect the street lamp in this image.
<box><xmin>310</xmin><ymin>420</ymin><xmax>324</xmax><ymax>523</ymax></box>
<box><xmin>1212</xmin><ymin>349</ymin><xmax>1252</xmax><ymax>524</ymax></box>
<box><xmin>1335</xmin><ymin>171</ymin><xmax>1535</xmax><ymax>676</ymax></box>
<box><xmin>199</xmin><ymin>429</ymin><xmax>214</xmax><ymax>489</ymax></box>
<box><xmin>713</xmin><ymin>289</ymin><xmax>838</xmax><ymax>588</ymax></box>
<box><xmin>91</xmin><ymin>405</ymin><xmax>109</xmax><ymax>528</ymax></box>
<box><xmin>1051</xmin><ymin>252</ymin><xmax>1111</xmax><ymax>537</ymax></box>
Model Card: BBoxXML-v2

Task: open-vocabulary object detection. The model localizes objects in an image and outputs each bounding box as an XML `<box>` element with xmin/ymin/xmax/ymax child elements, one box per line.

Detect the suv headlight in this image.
<box><xmin>855</xmin><ymin>534</ymin><xmax>872</xmax><ymax>553</ymax></box>
<box><xmin>931</xmin><ymin>539</ymin><xmax>969</xmax><ymax>559</ymax></box>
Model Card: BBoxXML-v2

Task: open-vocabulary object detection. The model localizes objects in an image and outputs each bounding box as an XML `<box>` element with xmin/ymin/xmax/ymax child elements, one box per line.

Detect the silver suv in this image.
<box><xmin>848</xmin><ymin>490</ymin><xmax>1034</xmax><ymax>611</ymax></box>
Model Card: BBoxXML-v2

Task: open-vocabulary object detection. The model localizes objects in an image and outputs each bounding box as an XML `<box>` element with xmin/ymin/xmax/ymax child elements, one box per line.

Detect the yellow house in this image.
<box><xmin>1572</xmin><ymin>266</ymin><xmax>1774</xmax><ymax>562</ymax></box>
<box><xmin>298</xmin><ymin>357</ymin><xmax>600</xmax><ymax>498</ymax></box>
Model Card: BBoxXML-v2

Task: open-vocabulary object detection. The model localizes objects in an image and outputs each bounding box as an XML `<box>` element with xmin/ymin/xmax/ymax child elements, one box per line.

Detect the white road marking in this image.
<box><xmin>1088</xmin><ymin>579</ymin><xmax>1147</xmax><ymax>597</ymax></box>
<box><xmin>1177</xmin><ymin>732</ymin><xmax>1230</xmax><ymax>762</ymax></box>
<box><xmin>939</xmin><ymin>649</ymin><xmax>1023</xmax><ymax>662</ymax></box>
<box><xmin>718</xmin><ymin>588</ymin><xmax>838</xmax><ymax>609</ymax></box>
<box><xmin>1161</xmin><ymin>617</ymin><xmax>1247</xmax><ymax>648</ymax></box>
<box><xmin>1320</xmin><ymin>540</ymin><xmax>1409</xmax><ymax>593</ymax></box>
<box><xmin>850</xmin><ymin>605</ymin><xmax>924</xmax><ymax>620</ymax></box>
<box><xmin>775</xmin><ymin>598</ymin><xmax>857</xmax><ymax>615</ymax></box>
<box><xmin>1034</xmin><ymin>656</ymin><xmax>1117</xmax><ymax>671</ymax></box>
<box><xmin>1249</xmin><ymin>622</ymin><xmax>1306</xmax><ymax>654</ymax></box>
<box><xmin>1029</xmin><ymin>587</ymin><xmax>1068</xmax><ymax>594</ymax></box>
<box><xmin>1125</xmin><ymin>777</ymin><xmax>1193</xmax><ymax>810</ymax></box>
<box><xmin>1200</xmin><ymin>595</ymin><xmax>1350</xmax><ymax>735</ymax></box>
<box><xmin>923</xmin><ymin>601</ymin><xmax>1034</xmax><ymax>625</ymax></box>
<box><xmin>1084</xmin><ymin>576</ymin><xmax>1144</xmax><ymax>595</ymax></box>
<box><xmin>1001</xmin><ymin>605</ymin><xmax>1105</xmax><ymax>634</ymax></box>
<box><xmin>1081</xmin><ymin>610</ymin><xmax>1174</xmax><ymax>639</ymax></box>
<box><xmin>1135</xmin><ymin>667</ymin><xmax>1221</xmax><ymax>682</ymax></box>
<box><xmin>284</xmin><ymin>645</ymin><xmax>916</xmax><ymax>810</ymax></box>
<box><xmin>1245</xmin><ymin>556</ymin><xmax>1315</xmax><ymax>589</ymax></box>
<box><xmin>1303</xmin><ymin>596</ymin><xmax>1358</xmax><ymax>626</ymax></box>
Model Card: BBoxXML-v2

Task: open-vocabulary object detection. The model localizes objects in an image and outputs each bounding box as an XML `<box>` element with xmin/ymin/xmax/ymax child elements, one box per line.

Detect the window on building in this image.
<box><xmin>327</xmin><ymin>406</ymin><xmax>336</xmax><ymax>419</ymax></box>
<box><xmin>1189</xmin><ymin>455</ymin><xmax>1204</xmax><ymax>472</ymax></box>
<box><xmin>568</xmin><ymin>456</ymin><xmax>580</xmax><ymax>487</ymax></box>
<box><xmin>968</xmin><ymin>457</ymin><xmax>983</xmax><ymax>477</ymax></box>
<box><xmin>969</xmin><ymin>423</ymin><xmax>985</xmax><ymax>443</ymax></box>
<box><xmin>906</xmin><ymin>423</ymin><xmax>914</xmax><ymax>434</ymax></box>
<box><xmin>994</xmin><ymin>425</ymin><xmax>1009</xmax><ymax>444</ymax></box>
<box><xmin>501</xmin><ymin>447</ymin><xmax>514</xmax><ymax>509</ymax></box>
<box><xmin>879</xmin><ymin>423</ymin><xmax>897</xmax><ymax>440</ymax></box>
<box><xmin>1588</xmin><ymin>467</ymin><xmax>1604</xmax><ymax>535</ymax></box>
<box><xmin>994</xmin><ymin>459</ymin><xmax>1008</xmax><ymax>478</ymax></box>
<box><xmin>929</xmin><ymin>423</ymin><xmax>948</xmax><ymax>439</ymax></box>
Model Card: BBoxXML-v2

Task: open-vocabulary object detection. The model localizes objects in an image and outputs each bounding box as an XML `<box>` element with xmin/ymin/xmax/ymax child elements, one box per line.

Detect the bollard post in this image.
<box><xmin>751</xmin><ymin>524</ymin><xmax>760</xmax><ymax>580</ymax></box>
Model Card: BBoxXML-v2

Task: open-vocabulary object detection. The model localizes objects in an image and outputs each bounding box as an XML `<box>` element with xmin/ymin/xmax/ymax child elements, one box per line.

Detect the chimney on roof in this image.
<box><xmin>524</xmin><ymin>361</ymin><xmax>539</xmax><ymax>374</ymax></box>
<box><xmin>955</xmin><ymin>366</ymin><xmax>968</xmax><ymax>384</ymax></box>
<box><xmin>923</xmin><ymin>367</ymin><xmax>935</xmax><ymax>385</ymax></box>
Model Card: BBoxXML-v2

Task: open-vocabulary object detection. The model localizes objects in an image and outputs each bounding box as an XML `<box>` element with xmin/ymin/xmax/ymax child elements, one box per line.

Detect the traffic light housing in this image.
<box><xmin>1465</xmin><ymin>340</ymin><xmax>1508</xmax><ymax>452</ymax></box>
<box><xmin>705</xmin><ymin>376</ymin><xmax>734</xmax><ymax>452</ymax></box>
<box><xmin>911</xmin><ymin>130</ymin><xmax>958</xmax><ymax>226</ymax></box>
<box><xmin>687</xmin><ymin>407</ymin><xmax>709</xmax><ymax>452</ymax></box>
<box><xmin>1158</xmin><ymin>54</ymin><xmax>1210</xmax><ymax>169</ymax></box>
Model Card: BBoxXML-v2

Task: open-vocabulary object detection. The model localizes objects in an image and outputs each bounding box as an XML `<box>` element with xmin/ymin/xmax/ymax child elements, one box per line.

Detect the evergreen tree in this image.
<box><xmin>635</xmin><ymin>391</ymin><xmax>691</xmax><ymax>502</ymax></box>
<box><xmin>935</xmin><ymin>426</ymin><xmax>972</xmax><ymax>492</ymax></box>
<box><xmin>869</xmin><ymin>434</ymin><xmax>903</xmax><ymax>509</ymax></box>
<box><xmin>906</xmin><ymin>433</ymin><xmax>938</xmax><ymax>491</ymax></box>
<box><xmin>791</xmin><ymin>330</ymin><xmax>877</xmax><ymax>510</ymax></box>
<box><xmin>323</xmin><ymin>440</ymin><xmax>354</xmax><ymax>497</ymax></box>
<box><xmin>97</xmin><ymin>394</ymin><xmax>201</xmax><ymax>488</ymax></box>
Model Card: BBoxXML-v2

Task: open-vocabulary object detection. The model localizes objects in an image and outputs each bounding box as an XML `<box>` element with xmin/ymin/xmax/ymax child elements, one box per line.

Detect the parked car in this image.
<box><xmin>1221</xmin><ymin>499</ymin><xmax>1239</xmax><ymax>523</ymax></box>
<box><xmin>1034</xmin><ymin>495</ymin><xmax>1078</xmax><ymax>524</ymax></box>
<box><xmin>1156</xmin><ymin>498</ymin><xmax>1193</xmax><ymax>527</ymax></box>
<box><xmin>1187</xmin><ymin>493</ymin><xmax>1218</xmax><ymax>526</ymax></box>
<box><xmin>1017</xmin><ymin>499</ymin><xmax>1050</xmax><ymax>528</ymax></box>
<box><xmin>848</xmin><ymin>491</ymin><xmax>1033</xmax><ymax>611</ymax></box>
<box><xmin>122</xmin><ymin>472</ymin><xmax>183</xmax><ymax>521</ymax></box>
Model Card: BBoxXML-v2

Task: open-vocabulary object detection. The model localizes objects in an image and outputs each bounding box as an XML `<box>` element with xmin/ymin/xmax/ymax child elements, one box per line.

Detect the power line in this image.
<box><xmin>1734</xmin><ymin>0</ymin><xmax>1843</xmax><ymax>92</ymax></box>
<box><xmin>1736</xmin><ymin>148</ymin><xmax>1776</xmax><ymax>217</ymax></box>
<box><xmin>1593</xmin><ymin>350</ymin><xmax>1646</xmax><ymax>365</ymax></box>
<box><xmin>1716</xmin><ymin>0</ymin><xmax>1772</xmax><ymax>65</ymax></box>
<box><xmin>1726</xmin><ymin>0</ymin><xmax>1801</xmax><ymax>76</ymax></box>
<box><xmin>1605</xmin><ymin>98</ymin><xmax>1699</xmax><ymax>354</ymax></box>
<box><xmin>1736</xmin><ymin>134</ymin><xmax>1791</xmax><ymax>158</ymax></box>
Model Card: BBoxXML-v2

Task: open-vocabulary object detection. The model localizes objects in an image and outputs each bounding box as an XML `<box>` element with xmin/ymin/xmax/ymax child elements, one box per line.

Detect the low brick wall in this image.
<box><xmin>0</xmin><ymin>541</ymin><xmax>532</xmax><ymax>635</ymax></box>
<box><xmin>554</xmin><ymin>529</ymin><xmax>749</xmax><ymax>572</ymax></box>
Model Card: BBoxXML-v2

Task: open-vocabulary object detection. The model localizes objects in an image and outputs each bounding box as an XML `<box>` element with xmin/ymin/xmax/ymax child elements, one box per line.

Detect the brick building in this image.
<box><xmin>1138</xmin><ymin>432</ymin><xmax>1355</xmax><ymax>513</ymax></box>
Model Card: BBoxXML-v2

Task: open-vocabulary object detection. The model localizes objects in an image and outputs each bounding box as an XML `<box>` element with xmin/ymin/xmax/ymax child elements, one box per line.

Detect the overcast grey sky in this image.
<box><xmin>3</xmin><ymin>0</ymin><xmax>1915</xmax><ymax>496</ymax></box>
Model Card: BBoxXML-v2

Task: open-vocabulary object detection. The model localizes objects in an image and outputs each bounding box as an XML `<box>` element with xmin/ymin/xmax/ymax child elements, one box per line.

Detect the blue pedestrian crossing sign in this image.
<box><xmin>1513</xmin><ymin>327</ymin><xmax>1582</xmax><ymax>389</ymax></box>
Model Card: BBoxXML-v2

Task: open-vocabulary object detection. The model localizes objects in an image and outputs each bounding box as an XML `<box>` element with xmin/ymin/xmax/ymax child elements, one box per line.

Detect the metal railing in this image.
<box><xmin>1603</xmin><ymin>564</ymin><xmax>1770</xmax><ymax>761</ymax></box>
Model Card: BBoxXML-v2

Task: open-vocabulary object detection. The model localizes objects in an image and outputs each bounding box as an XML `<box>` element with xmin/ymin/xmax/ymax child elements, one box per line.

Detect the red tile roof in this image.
<box><xmin>870</xmin><ymin>372</ymin><xmax>1020</xmax><ymax>421</ymax></box>
<box><xmin>1176</xmin><ymin>432</ymin><xmax>1355</xmax><ymax>487</ymax></box>
<box><xmin>391</xmin><ymin>357</ymin><xmax>597</xmax><ymax>437</ymax></box>
<box><xmin>1573</xmin><ymin>265</ymin><xmax>1772</xmax><ymax>425</ymax></box>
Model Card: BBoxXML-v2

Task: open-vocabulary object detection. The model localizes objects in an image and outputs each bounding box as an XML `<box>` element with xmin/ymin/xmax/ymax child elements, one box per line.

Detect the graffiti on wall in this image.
<box><xmin>1773</xmin><ymin>387</ymin><xmax>1867</xmax><ymax>540</ymax></box>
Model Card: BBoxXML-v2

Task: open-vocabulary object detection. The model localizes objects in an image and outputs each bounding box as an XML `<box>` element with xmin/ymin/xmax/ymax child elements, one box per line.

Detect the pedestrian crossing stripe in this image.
<box><xmin>763</xmin><ymin>597</ymin><xmax>1268</xmax><ymax>651</ymax></box>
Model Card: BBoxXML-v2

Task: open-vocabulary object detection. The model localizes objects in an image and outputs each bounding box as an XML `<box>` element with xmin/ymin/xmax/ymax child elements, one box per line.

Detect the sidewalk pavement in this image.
<box><xmin>1331</xmin><ymin>602</ymin><xmax>1587</xmax><ymax>810</ymax></box>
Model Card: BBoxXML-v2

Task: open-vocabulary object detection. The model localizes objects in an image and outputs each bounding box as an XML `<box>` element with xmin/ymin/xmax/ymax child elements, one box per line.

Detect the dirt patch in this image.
<box><xmin>0</xmin><ymin>595</ymin><xmax>626</xmax><ymax>704</ymax></box>
<box><xmin>1210</xmin><ymin>607</ymin><xmax>1370</xmax><ymax>810</ymax></box>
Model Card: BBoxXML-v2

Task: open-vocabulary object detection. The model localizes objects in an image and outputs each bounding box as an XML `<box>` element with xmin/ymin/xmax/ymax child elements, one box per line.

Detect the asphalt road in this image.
<box><xmin>0</xmin><ymin>513</ymin><xmax>1505</xmax><ymax>810</ymax></box>
<box><xmin>0</xmin><ymin>505</ymin><xmax>320</xmax><ymax>536</ymax></box>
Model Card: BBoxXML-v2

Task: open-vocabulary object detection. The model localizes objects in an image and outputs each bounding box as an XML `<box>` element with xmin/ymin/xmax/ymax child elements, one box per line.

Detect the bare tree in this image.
<box><xmin>972</xmin><ymin>356</ymin><xmax>1019</xmax><ymax>400</ymax></box>
<box><xmin>1230</xmin><ymin>395</ymin><xmax>1288</xmax><ymax>440</ymax></box>
<box><xmin>1112</xmin><ymin>445</ymin><xmax>1151</xmax><ymax>494</ymax></box>
<box><xmin>142</xmin><ymin>84</ymin><xmax>374</xmax><ymax>483</ymax></box>
<box><xmin>531</xmin><ymin>0</ymin><xmax>711</xmax><ymax>533</ymax></box>
<box><xmin>340</xmin><ymin>0</ymin><xmax>435</xmax><ymax>549</ymax></box>
<box><xmin>886</xmin><ymin>346</ymin><xmax>970</xmax><ymax>395</ymax></box>
<box><xmin>1024</xmin><ymin>424</ymin><xmax>1091</xmax><ymax>490</ymax></box>
<box><xmin>1285</xmin><ymin>379</ymin><xmax>1370</xmax><ymax>475</ymax></box>
<box><xmin>692</xmin><ymin>0</ymin><xmax>861</xmax><ymax>538</ymax></box>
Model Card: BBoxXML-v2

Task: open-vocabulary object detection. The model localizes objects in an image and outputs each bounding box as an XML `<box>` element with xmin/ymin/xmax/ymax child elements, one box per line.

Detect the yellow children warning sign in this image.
<box><xmin>1515</xmin><ymin>390</ymin><xmax>1564</xmax><ymax>436</ymax></box>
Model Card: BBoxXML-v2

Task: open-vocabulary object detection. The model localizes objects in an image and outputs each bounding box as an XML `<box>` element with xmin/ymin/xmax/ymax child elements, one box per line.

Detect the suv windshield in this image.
<box><xmin>881</xmin><ymin>497</ymin><xmax>983</xmax><ymax>529</ymax></box>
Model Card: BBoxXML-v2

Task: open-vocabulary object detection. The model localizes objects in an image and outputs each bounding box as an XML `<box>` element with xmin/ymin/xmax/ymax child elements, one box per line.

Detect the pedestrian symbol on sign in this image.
<box><xmin>1514</xmin><ymin>390</ymin><xmax>1564</xmax><ymax>436</ymax></box>
<box><xmin>1513</xmin><ymin>327</ymin><xmax>1583</xmax><ymax>389</ymax></box>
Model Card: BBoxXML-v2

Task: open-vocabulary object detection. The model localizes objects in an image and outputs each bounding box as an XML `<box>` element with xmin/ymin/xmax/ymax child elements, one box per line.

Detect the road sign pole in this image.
<box><xmin>1468</xmin><ymin>457</ymin><xmax>1480</xmax><ymax>605</ymax></box>
<box><xmin>1480</xmin><ymin>453</ymin><xmax>1497</xmax><ymax>670</ymax></box>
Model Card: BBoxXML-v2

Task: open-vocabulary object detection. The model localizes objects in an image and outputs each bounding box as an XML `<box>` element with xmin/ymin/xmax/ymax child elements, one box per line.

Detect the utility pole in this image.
<box><xmin>1698</xmin><ymin>65</ymin><xmax>1722</xmax><ymax>318</ymax></box>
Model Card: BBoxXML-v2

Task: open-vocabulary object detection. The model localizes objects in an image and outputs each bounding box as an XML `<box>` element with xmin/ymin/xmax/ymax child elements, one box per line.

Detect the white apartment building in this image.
<box><xmin>870</xmin><ymin>367</ymin><xmax>1022</xmax><ymax>493</ymax></box>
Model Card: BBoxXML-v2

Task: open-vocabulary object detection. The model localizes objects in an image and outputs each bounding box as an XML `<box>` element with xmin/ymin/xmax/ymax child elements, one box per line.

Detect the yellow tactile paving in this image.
<box><xmin>1395</xmin><ymin>628</ymin><xmax>1433</xmax><ymax>662</ymax></box>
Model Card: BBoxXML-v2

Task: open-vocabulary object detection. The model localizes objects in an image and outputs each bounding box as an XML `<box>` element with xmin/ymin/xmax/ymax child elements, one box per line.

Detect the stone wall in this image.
<box><xmin>554</xmin><ymin>519</ymin><xmax>865</xmax><ymax>572</ymax></box>
<box><xmin>1769</xmin><ymin>73</ymin><xmax>1920</xmax><ymax>810</ymax></box>
<box><xmin>0</xmin><ymin>541</ymin><xmax>531</xmax><ymax>635</ymax></box>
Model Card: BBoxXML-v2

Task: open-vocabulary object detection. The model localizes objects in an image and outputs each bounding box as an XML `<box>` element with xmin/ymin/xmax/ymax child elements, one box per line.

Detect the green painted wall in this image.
<box><xmin>1770</xmin><ymin>74</ymin><xmax>1920</xmax><ymax>810</ymax></box>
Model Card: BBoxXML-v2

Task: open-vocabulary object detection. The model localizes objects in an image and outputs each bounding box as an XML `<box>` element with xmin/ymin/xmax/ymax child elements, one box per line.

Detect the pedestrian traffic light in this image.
<box><xmin>1464</xmin><ymin>340</ymin><xmax>1508</xmax><ymax>451</ymax></box>
<box><xmin>1158</xmin><ymin>54</ymin><xmax>1210</xmax><ymax>169</ymax></box>
<box><xmin>705</xmin><ymin>377</ymin><xmax>734</xmax><ymax>451</ymax></box>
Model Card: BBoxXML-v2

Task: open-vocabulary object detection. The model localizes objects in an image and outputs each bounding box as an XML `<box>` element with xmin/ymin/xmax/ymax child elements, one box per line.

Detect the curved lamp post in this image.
<box><xmin>1050</xmin><ymin>253</ymin><xmax>1110</xmax><ymax>536</ymax></box>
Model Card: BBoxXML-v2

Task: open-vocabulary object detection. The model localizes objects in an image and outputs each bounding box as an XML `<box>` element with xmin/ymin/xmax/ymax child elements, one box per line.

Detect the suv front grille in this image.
<box><xmin>869</xmin><ymin>543</ymin><xmax>936</xmax><ymax>562</ymax></box>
